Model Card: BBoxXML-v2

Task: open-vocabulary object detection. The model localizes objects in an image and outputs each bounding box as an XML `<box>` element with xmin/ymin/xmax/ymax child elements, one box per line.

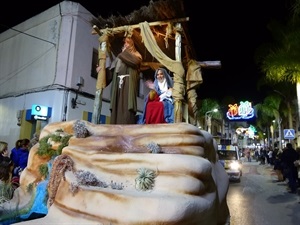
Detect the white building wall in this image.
<box><xmin>0</xmin><ymin>4</ymin><xmax>61</xmax><ymax>96</ymax></box>
<box><xmin>0</xmin><ymin>1</ymin><xmax>147</xmax><ymax>149</ymax></box>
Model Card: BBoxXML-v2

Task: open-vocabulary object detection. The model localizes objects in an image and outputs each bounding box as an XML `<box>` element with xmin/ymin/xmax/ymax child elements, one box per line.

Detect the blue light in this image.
<box><xmin>31</xmin><ymin>104</ymin><xmax>48</xmax><ymax>117</ymax></box>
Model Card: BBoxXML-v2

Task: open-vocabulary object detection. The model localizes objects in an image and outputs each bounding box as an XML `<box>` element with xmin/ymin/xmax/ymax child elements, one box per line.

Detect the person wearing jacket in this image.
<box><xmin>281</xmin><ymin>143</ymin><xmax>299</xmax><ymax>193</ymax></box>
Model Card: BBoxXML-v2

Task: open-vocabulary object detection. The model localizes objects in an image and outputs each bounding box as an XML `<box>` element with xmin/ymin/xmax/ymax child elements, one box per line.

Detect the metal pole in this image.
<box><xmin>270</xmin><ymin>125</ymin><xmax>274</xmax><ymax>150</ymax></box>
<box><xmin>205</xmin><ymin>112</ymin><xmax>208</xmax><ymax>131</ymax></box>
<box><xmin>205</xmin><ymin>109</ymin><xmax>218</xmax><ymax>132</ymax></box>
<box><xmin>205</xmin><ymin>111</ymin><xmax>211</xmax><ymax>131</ymax></box>
<box><xmin>207</xmin><ymin>115</ymin><xmax>212</xmax><ymax>133</ymax></box>
<box><xmin>278</xmin><ymin>118</ymin><xmax>282</xmax><ymax>151</ymax></box>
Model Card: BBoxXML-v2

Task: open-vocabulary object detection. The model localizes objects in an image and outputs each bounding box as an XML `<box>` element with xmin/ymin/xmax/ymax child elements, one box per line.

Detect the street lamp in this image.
<box><xmin>272</xmin><ymin>118</ymin><xmax>282</xmax><ymax>151</ymax></box>
<box><xmin>276</xmin><ymin>118</ymin><xmax>283</xmax><ymax>151</ymax></box>
<box><xmin>270</xmin><ymin>123</ymin><xmax>274</xmax><ymax>151</ymax></box>
<box><xmin>205</xmin><ymin>108</ymin><xmax>218</xmax><ymax>133</ymax></box>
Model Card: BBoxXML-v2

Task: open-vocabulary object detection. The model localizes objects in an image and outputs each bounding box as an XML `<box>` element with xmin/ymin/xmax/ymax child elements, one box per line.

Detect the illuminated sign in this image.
<box><xmin>31</xmin><ymin>104</ymin><xmax>50</xmax><ymax>117</ymax></box>
<box><xmin>226</xmin><ymin>101</ymin><xmax>254</xmax><ymax>120</ymax></box>
<box><xmin>236</xmin><ymin>125</ymin><xmax>257</xmax><ymax>138</ymax></box>
<box><xmin>29</xmin><ymin>104</ymin><xmax>52</xmax><ymax>121</ymax></box>
<box><xmin>34</xmin><ymin>115</ymin><xmax>47</xmax><ymax>120</ymax></box>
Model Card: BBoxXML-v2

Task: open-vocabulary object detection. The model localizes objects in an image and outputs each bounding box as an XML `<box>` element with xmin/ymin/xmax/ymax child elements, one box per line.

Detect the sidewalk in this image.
<box><xmin>243</xmin><ymin>159</ymin><xmax>284</xmax><ymax>179</ymax></box>
<box><xmin>243</xmin><ymin>159</ymin><xmax>300</xmax><ymax>201</ymax></box>
<box><xmin>234</xmin><ymin>159</ymin><xmax>300</xmax><ymax>224</ymax></box>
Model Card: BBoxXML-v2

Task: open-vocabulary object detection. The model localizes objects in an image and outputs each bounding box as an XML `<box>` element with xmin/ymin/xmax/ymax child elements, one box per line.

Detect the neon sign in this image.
<box><xmin>227</xmin><ymin>101</ymin><xmax>254</xmax><ymax>120</ymax></box>
<box><xmin>236</xmin><ymin>125</ymin><xmax>257</xmax><ymax>138</ymax></box>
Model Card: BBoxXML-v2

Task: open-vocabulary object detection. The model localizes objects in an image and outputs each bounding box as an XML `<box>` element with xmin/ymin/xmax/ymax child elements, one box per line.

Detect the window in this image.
<box><xmin>91</xmin><ymin>48</ymin><xmax>98</xmax><ymax>79</ymax></box>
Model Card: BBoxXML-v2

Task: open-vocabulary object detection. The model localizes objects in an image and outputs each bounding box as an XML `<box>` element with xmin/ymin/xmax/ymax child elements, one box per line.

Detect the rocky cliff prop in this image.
<box><xmin>2</xmin><ymin>120</ymin><xmax>230</xmax><ymax>225</ymax></box>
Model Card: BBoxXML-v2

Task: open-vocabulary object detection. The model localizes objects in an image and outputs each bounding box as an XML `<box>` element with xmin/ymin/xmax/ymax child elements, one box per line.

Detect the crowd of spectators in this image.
<box><xmin>0</xmin><ymin>133</ymin><xmax>39</xmax><ymax>202</ymax></box>
<box><xmin>254</xmin><ymin>144</ymin><xmax>300</xmax><ymax>194</ymax></box>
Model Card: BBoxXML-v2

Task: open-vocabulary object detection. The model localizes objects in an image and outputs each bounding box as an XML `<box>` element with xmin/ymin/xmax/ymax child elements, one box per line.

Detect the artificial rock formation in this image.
<box><xmin>9</xmin><ymin>120</ymin><xmax>229</xmax><ymax>225</ymax></box>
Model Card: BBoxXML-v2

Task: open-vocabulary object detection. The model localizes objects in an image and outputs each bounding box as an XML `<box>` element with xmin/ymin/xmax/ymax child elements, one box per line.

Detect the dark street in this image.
<box><xmin>227</xmin><ymin>160</ymin><xmax>300</xmax><ymax>225</ymax></box>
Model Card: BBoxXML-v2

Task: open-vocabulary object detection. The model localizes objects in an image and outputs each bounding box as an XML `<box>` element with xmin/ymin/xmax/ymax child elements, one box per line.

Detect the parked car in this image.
<box><xmin>217</xmin><ymin>145</ymin><xmax>242</xmax><ymax>182</ymax></box>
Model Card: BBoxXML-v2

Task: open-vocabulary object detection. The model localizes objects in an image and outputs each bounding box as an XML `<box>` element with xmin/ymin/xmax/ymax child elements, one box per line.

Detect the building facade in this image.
<box><xmin>0</xmin><ymin>1</ymin><xmax>146</xmax><ymax>149</ymax></box>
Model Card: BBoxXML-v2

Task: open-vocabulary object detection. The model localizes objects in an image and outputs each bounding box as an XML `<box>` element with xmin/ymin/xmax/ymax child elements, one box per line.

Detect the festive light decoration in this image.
<box><xmin>226</xmin><ymin>101</ymin><xmax>254</xmax><ymax>120</ymax></box>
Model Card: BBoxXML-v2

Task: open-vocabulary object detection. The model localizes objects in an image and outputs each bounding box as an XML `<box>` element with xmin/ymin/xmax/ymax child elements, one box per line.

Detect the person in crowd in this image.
<box><xmin>281</xmin><ymin>143</ymin><xmax>299</xmax><ymax>193</ymax></box>
<box><xmin>141</xmin><ymin>68</ymin><xmax>174</xmax><ymax>124</ymax></box>
<box><xmin>0</xmin><ymin>159</ymin><xmax>16</xmax><ymax>201</ymax></box>
<box><xmin>9</xmin><ymin>139</ymin><xmax>24</xmax><ymax>188</ymax></box>
<box><xmin>273</xmin><ymin>150</ymin><xmax>284</xmax><ymax>182</ymax></box>
<box><xmin>28</xmin><ymin>131</ymin><xmax>40</xmax><ymax>150</ymax></box>
<box><xmin>0</xmin><ymin>141</ymin><xmax>10</xmax><ymax>162</ymax></box>
<box><xmin>294</xmin><ymin>147</ymin><xmax>300</xmax><ymax>188</ymax></box>
<box><xmin>7</xmin><ymin>139</ymin><xmax>30</xmax><ymax>188</ymax></box>
<box><xmin>10</xmin><ymin>139</ymin><xmax>22</xmax><ymax>168</ymax></box>
<box><xmin>0</xmin><ymin>141</ymin><xmax>15</xmax><ymax>189</ymax></box>
<box><xmin>254</xmin><ymin>149</ymin><xmax>259</xmax><ymax>162</ymax></box>
<box><xmin>0</xmin><ymin>160</ymin><xmax>13</xmax><ymax>184</ymax></box>
<box><xmin>105</xmin><ymin>37</ymin><xmax>142</xmax><ymax>124</ymax></box>
<box><xmin>259</xmin><ymin>148</ymin><xmax>266</xmax><ymax>165</ymax></box>
<box><xmin>17</xmin><ymin>139</ymin><xmax>30</xmax><ymax>171</ymax></box>
<box><xmin>268</xmin><ymin>149</ymin><xmax>273</xmax><ymax>165</ymax></box>
<box><xmin>0</xmin><ymin>142</ymin><xmax>16</xmax><ymax>201</ymax></box>
<box><xmin>245</xmin><ymin>148</ymin><xmax>251</xmax><ymax>162</ymax></box>
<box><xmin>265</xmin><ymin>148</ymin><xmax>270</xmax><ymax>165</ymax></box>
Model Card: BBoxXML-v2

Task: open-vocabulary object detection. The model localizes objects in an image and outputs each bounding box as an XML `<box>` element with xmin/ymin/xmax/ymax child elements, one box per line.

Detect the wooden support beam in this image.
<box><xmin>92</xmin><ymin>17</ymin><xmax>189</xmax><ymax>36</ymax></box>
<box><xmin>198</xmin><ymin>61</ymin><xmax>221</xmax><ymax>69</ymax></box>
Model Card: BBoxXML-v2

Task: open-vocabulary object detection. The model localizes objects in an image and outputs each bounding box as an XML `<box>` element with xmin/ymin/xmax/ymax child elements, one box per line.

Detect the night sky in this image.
<box><xmin>0</xmin><ymin>0</ymin><xmax>291</xmax><ymax>103</ymax></box>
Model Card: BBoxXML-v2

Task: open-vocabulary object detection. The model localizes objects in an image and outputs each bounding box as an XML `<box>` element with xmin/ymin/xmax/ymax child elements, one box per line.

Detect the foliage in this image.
<box><xmin>26</xmin><ymin>182</ymin><xmax>35</xmax><ymax>193</ymax></box>
<box><xmin>254</xmin><ymin>1</ymin><xmax>300</xmax><ymax>142</ymax></box>
<box><xmin>254</xmin><ymin>0</ymin><xmax>300</xmax><ymax>136</ymax></box>
<box><xmin>38</xmin><ymin>164</ymin><xmax>49</xmax><ymax>179</ymax></box>
<box><xmin>0</xmin><ymin>183</ymin><xmax>36</xmax><ymax>222</ymax></box>
<box><xmin>49</xmin><ymin>133</ymin><xmax>62</xmax><ymax>142</ymax></box>
<box><xmin>110</xmin><ymin>181</ymin><xmax>124</xmax><ymax>190</ymax></box>
<box><xmin>36</xmin><ymin>131</ymin><xmax>72</xmax><ymax>157</ymax></box>
<box><xmin>0</xmin><ymin>182</ymin><xmax>14</xmax><ymax>204</ymax></box>
<box><xmin>254</xmin><ymin>95</ymin><xmax>283</xmax><ymax>146</ymax></box>
<box><xmin>70</xmin><ymin>170</ymin><xmax>124</xmax><ymax>195</ymax></box>
<box><xmin>75</xmin><ymin>170</ymin><xmax>102</xmax><ymax>187</ymax></box>
<box><xmin>135</xmin><ymin>168</ymin><xmax>157</xmax><ymax>191</ymax></box>
<box><xmin>37</xmin><ymin>135</ymin><xmax>55</xmax><ymax>157</ymax></box>
<box><xmin>197</xmin><ymin>98</ymin><xmax>223</xmax><ymax>119</ymax></box>
<box><xmin>292</xmin><ymin>0</ymin><xmax>300</xmax><ymax>18</ymax></box>
<box><xmin>256</xmin><ymin>130</ymin><xmax>266</xmax><ymax>141</ymax></box>
<box><xmin>146</xmin><ymin>142</ymin><xmax>162</xmax><ymax>153</ymax></box>
<box><xmin>256</xmin><ymin>10</ymin><xmax>300</xmax><ymax>84</ymax></box>
<box><xmin>57</xmin><ymin>135</ymin><xmax>72</xmax><ymax>155</ymax></box>
<box><xmin>255</xmin><ymin>95</ymin><xmax>282</xmax><ymax>121</ymax></box>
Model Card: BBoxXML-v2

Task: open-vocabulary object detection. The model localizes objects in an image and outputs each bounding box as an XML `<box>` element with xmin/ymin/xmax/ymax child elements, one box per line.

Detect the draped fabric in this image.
<box><xmin>186</xmin><ymin>59</ymin><xmax>203</xmax><ymax>125</ymax></box>
<box><xmin>139</xmin><ymin>22</ymin><xmax>185</xmax><ymax>101</ymax></box>
<box><xmin>144</xmin><ymin>91</ymin><xmax>166</xmax><ymax>124</ymax></box>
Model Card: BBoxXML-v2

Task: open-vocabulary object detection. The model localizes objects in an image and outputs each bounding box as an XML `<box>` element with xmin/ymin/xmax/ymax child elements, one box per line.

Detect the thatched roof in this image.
<box><xmin>91</xmin><ymin>0</ymin><xmax>187</xmax><ymax>28</ymax></box>
<box><xmin>90</xmin><ymin>0</ymin><xmax>196</xmax><ymax>72</ymax></box>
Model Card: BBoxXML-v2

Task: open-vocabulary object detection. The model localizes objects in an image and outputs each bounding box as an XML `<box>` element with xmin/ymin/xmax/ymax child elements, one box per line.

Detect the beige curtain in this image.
<box><xmin>186</xmin><ymin>59</ymin><xmax>203</xmax><ymax>125</ymax></box>
<box><xmin>139</xmin><ymin>22</ymin><xmax>185</xmax><ymax>122</ymax></box>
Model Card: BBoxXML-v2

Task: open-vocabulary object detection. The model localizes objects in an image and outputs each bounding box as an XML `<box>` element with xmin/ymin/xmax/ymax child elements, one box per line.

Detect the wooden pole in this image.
<box><xmin>173</xmin><ymin>23</ymin><xmax>184</xmax><ymax>123</ymax></box>
<box><xmin>92</xmin><ymin>36</ymin><xmax>107</xmax><ymax>124</ymax></box>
